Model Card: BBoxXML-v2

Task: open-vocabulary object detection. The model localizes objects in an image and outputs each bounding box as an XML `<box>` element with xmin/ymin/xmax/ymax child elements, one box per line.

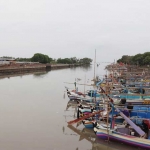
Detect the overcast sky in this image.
<box><xmin>0</xmin><ymin>0</ymin><xmax>150</xmax><ymax>62</ymax></box>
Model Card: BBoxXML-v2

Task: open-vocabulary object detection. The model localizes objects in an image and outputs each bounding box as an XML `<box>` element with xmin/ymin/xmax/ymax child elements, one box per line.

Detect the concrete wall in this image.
<box><xmin>0</xmin><ymin>64</ymin><xmax>46</xmax><ymax>75</ymax></box>
<box><xmin>0</xmin><ymin>61</ymin><xmax>10</xmax><ymax>65</ymax></box>
<box><xmin>0</xmin><ymin>63</ymin><xmax>81</xmax><ymax>76</ymax></box>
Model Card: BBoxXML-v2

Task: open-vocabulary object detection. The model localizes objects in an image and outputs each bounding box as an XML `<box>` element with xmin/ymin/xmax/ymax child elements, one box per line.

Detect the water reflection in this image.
<box><xmin>67</xmin><ymin>125</ymin><xmax>141</xmax><ymax>150</ymax></box>
<box><xmin>79</xmin><ymin>65</ymin><xmax>93</xmax><ymax>72</ymax></box>
<box><xmin>62</xmin><ymin>126</ymin><xmax>65</xmax><ymax>133</ymax></box>
<box><xmin>70</xmin><ymin>65</ymin><xmax>92</xmax><ymax>72</ymax></box>
<box><xmin>65</xmin><ymin>100</ymin><xmax>142</xmax><ymax>150</ymax></box>
<box><xmin>0</xmin><ymin>66</ymin><xmax>106</xmax><ymax>150</ymax></box>
<box><xmin>0</xmin><ymin>70</ymin><xmax>48</xmax><ymax>80</ymax></box>
<box><xmin>66</xmin><ymin>101</ymin><xmax>78</xmax><ymax>111</ymax></box>
<box><xmin>67</xmin><ymin>125</ymin><xmax>116</xmax><ymax>150</ymax></box>
<box><xmin>33</xmin><ymin>71</ymin><xmax>49</xmax><ymax>78</ymax></box>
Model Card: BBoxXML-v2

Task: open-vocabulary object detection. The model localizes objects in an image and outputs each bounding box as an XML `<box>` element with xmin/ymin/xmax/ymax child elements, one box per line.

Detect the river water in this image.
<box><xmin>0</xmin><ymin>65</ymin><xmax>142</xmax><ymax>150</ymax></box>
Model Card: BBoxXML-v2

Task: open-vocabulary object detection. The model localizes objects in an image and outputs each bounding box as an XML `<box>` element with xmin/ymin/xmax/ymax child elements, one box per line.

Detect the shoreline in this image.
<box><xmin>0</xmin><ymin>63</ymin><xmax>82</xmax><ymax>76</ymax></box>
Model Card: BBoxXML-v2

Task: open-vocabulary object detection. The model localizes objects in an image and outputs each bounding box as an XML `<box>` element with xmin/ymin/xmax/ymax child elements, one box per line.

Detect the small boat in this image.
<box><xmin>82</xmin><ymin>120</ymin><xmax>96</xmax><ymax>128</ymax></box>
<box><xmin>94</xmin><ymin>96</ymin><xmax>150</xmax><ymax>149</ymax></box>
<box><xmin>65</xmin><ymin>88</ymin><xmax>94</xmax><ymax>103</ymax></box>
<box><xmin>94</xmin><ymin>123</ymin><xmax>150</xmax><ymax>149</ymax></box>
<box><xmin>67</xmin><ymin>125</ymin><xmax>136</xmax><ymax>150</ymax></box>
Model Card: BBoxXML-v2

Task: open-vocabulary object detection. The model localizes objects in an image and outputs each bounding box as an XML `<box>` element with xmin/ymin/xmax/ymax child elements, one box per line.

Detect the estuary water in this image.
<box><xmin>0</xmin><ymin>65</ymin><xmax>141</xmax><ymax>150</ymax></box>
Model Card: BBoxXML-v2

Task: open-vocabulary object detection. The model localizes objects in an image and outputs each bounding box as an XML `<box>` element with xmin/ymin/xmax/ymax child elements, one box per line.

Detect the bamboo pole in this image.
<box><xmin>106</xmin><ymin>99</ymin><xmax>110</xmax><ymax>142</ymax></box>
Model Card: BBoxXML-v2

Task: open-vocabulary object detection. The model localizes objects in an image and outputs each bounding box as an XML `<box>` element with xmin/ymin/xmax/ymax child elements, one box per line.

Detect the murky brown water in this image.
<box><xmin>0</xmin><ymin>65</ymin><xmax>143</xmax><ymax>150</ymax></box>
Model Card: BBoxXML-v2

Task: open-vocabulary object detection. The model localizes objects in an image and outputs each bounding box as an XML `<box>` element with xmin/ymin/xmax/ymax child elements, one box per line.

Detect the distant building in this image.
<box><xmin>0</xmin><ymin>57</ymin><xmax>16</xmax><ymax>65</ymax></box>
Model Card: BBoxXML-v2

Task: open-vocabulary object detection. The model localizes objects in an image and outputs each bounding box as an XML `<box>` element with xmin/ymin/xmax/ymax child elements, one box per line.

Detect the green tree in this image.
<box><xmin>132</xmin><ymin>54</ymin><xmax>143</xmax><ymax>65</ymax></box>
<box><xmin>16</xmin><ymin>57</ymin><xmax>31</xmax><ymax>62</ymax></box>
<box><xmin>57</xmin><ymin>58</ymin><xmax>63</xmax><ymax>63</ymax></box>
<box><xmin>57</xmin><ymin>57</ymin><xmax>92</xmax><ymax>64</ymax></box>
<box><xmin>70</xmin><ymin>57</ymin><xmax>77</xmax><ymax>64</ymax></box>
<box><xmin>117</xmin><ymin>55</ymin><xmax>133</xmax><ymax>64</ymax></box>
<box><xmin>31</xmin><ymin>53</ymin><xmax>52</xmax><ymax>64</ymax></box>
<box><xmin>79</xmin><ymin>58</ymin><xmax>92</xmax><ymax>64</ymax></box>
<box><xmin>57</xmin><ymin>58</ymin><xmax>72</xmax><ymax>64</ymax></box>
<box><xmin>117</xmin><ymin>52</ymin><xmax>150</xmax><ymax>66</ymax></box>
<box><xmin>143</xmin><ymin>52</ymin><xmax>150</xmax><ymax>58</ymax></box>
<box><xmin>143</xmin><ymin>56</ymin><xmax>150</xmax><ymax>65</ymax></box>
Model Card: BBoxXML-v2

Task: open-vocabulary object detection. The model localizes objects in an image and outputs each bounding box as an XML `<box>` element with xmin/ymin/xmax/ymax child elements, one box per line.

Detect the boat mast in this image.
<box><xmin>84</xmin><ymin>75</ymin><xmax>86</xmax><ymax>94</ymax></box>
<box><xmin>94</xmin><ymin>49</ymin><xmax>96</xmax><ymax>81</ymax></box>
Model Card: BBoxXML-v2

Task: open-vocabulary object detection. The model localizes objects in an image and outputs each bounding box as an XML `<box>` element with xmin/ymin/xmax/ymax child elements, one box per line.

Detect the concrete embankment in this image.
<box><xmin>0</xmin><ymin>64</ymin><xmax>46</xmax><ymax>75</ymax></box>
<box><xmin>0</xmin><ymin>63</ymin><xmax>80</xmax><ymax>76</ymax></box>
<box><xmin>46</xmin><ymin>64</ymin><xmax>79</xmax><ymax>69</ymax></box>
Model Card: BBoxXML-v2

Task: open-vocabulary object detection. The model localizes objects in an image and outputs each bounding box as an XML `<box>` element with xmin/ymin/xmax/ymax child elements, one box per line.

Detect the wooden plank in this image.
<box><xmin>67</xmin><ymin>110</ymin><xmax>103</xmax><ymax>125</ymax></box>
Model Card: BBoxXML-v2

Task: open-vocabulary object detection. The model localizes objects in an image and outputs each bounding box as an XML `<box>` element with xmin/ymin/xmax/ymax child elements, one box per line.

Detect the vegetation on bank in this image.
<box><xmin>57</xmin><ymin>57</ymin><xmax>92</xmax><ymax>65</ymax></box>
<box><xmin>31</xmin><ymin>53</ymin><xmax>52</xmax><ymax>64</ymax></box>
<box><xmin>16</xmin><ymin>58</ymin><xmax>31</xmax><ymax>62</ymax></box>
<box><xmin>117</xmin><ymin>52</ymin><xmax>150</xmax><ymax>66</ymax></box>
<box><xmin>1</xmin><ymin>53</ymin><xmax>92</xmax><ymax>65</ymax></box>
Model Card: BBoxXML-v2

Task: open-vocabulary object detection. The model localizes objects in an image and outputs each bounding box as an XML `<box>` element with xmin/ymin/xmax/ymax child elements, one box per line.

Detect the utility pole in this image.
<box><xmin>94</xmin><ymin>49</ymin><xmax>96</xmax><ymax>81</ymax></box>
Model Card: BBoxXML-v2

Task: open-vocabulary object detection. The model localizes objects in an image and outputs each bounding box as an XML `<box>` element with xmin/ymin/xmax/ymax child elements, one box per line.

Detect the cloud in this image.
<box><xmin>0</xmin><ymin>0</ymin><xmax>150</xmax><ymax>62</ymax></box>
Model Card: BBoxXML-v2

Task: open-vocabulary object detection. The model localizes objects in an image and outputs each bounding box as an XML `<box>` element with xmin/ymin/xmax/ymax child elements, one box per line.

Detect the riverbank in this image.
<box><xmin>0</xmin><ymin>63</ymin><xmax>82</xmax><ymax>76</ymax></box>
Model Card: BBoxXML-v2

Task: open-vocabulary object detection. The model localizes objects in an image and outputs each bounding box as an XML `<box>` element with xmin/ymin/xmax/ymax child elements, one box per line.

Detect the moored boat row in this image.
<box><xmin>65</xmin><ymin>63</ymin><xmax>150</xmax><ymax>149</ymax></box>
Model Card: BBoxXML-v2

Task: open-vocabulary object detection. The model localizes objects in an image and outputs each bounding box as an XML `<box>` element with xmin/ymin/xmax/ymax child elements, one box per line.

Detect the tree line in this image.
<box><xmin>57</xmin><ymin>57</ymin><xmax>92</xmax><ymax>65</ymax></box>
<box><xmin>117</xmin><ymin>52</ymin><xmax>150</xmax><ymax>66</ymax></box>
<box><xmin>2</xmin><ymin>53</ymin><xmax>92</xmax><ymax>65</ymax></box>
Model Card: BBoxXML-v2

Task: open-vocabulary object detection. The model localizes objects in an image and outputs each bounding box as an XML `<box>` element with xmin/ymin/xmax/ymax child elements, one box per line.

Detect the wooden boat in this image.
<box><xmin>99</xmin><ymin>92</ymin><xmax>150</xmax><ymax>100</ymax></box>
<box><xmin>67</xmin><ymin>125</ymin><xmax>137</xmax><ymax>150</ymax></box>
<box><xmin>93</xmin><ymin>87</ymin><xmax>150</xmax><ymax>149</ymax></box>
<box><xmin>79</xmin><ymin>105</ymin><xmax>109</xmax><ymax>128</ymax></box>
<box><xmin>86</xmin><ymin>86</ymin><xmax>150</xmax><ymax>101</ymax></box>
<box><xmin>66</xmin><ymin>89</ymin><xmax>94</xmax><ymax>103</ymax></box>
<box><xmin>94</xmin><ymin>123</ymin><xmax>150</xmax><ymax>149</ymax></box>
<box><xmin>82</xmin><ymin>120</ymin><xmax>96</xmax><ymax>128</ymax></box>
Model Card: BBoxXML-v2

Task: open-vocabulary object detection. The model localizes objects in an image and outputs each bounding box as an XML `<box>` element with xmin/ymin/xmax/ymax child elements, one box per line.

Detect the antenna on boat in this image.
<box><xmin>106</xmin><ymin>99</ymin><xmax>110</xmax><ymax>142</ymax></box>
<box><xmin>84</xmin><ymin>74</ymin><xmax>86</xmax><ymax>94</ymax></box>
<box><xmin>94</xmin><ymin>49</ymin><xmax>96</xmax><ymax>81</ymax></box>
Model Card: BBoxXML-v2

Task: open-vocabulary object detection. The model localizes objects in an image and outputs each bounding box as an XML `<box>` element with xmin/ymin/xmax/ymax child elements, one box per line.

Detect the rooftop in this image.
<box><xmin>0</xmin><ymin>58</ymin><xmax>16</xmax><ymax>61</ymax></box>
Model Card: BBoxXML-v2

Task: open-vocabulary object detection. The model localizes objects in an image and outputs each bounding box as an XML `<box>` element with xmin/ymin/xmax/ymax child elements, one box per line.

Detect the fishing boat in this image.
<box><xmin>109</xmin><ymin>104</ymin><xmax>150</xmax><ymax>125</ymax></box>
<box><xmin>82</xmin><ymin>120</ymin><xmax>97</xmax><ymax>128</ymax></box>
<box><xmin>79</xmin><ymin>103</ymin><xmax>108</xmax><ymax>128</ymax></box>
<box><xmin>94</xmin><ymin>93</ymin><xmax>150</xmax><ymax>149</ymax></box>
<box><xmin>79</xmin><ymin>93</ymin><xmax>150</xmax><ymax>128</ymax></box>
<box><xmin>93</xmin><ymin>86</ymin><xmax>150</xmax><ymax>149</ymax></box>
<box><xmin>66</xmin><ymin>88</ymin><xmax>94</xmax><ymax>103</ymax></box>
<box><xmin>94</xmin><ymin>123</ymin><xmax>150</xmax><ymax>149</ymax></box>
<box><xmin>67</xmin><ymin>125</ymin><xmax>137</xmax><ymax>150</ymax></box>
<box><xmin>82</xmin><ymin>110</ymin><xmax>107</xmax><ymax>128</ymax></box>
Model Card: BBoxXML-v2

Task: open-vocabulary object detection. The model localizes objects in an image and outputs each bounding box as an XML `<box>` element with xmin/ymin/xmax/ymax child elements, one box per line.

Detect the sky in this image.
<box><xmin>0</xmin><ymin>0</ymin><xmax>150</xmax><ymax>62</ymax></box>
